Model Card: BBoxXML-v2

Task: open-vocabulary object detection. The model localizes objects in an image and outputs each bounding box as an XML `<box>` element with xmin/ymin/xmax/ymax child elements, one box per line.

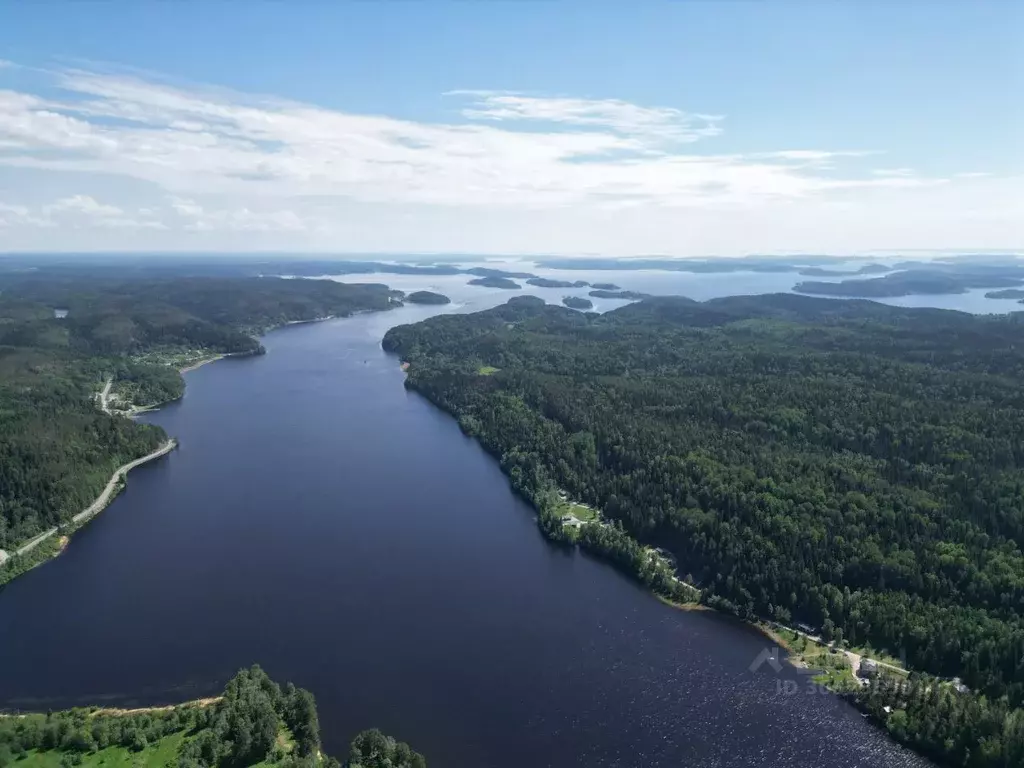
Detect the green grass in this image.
<box><xmin>764</xmin><ymin>625</ymin><xmax>858</xmax><ymax>690</ymax></box>
<box><xmin>565</xmin><ymin>502</ymin><xmax>597</xmax><ymax>522</ymax></box>
<box><xmin>0</xmin><ymin>534</ymin><xmax>64</xmax><ymax>586</ymax></box>
<box><xmin>845</xmin><ymin>643</ymin><xmax>906</xmax><ymax>670</ymax></box>
<box><xmin>130</xmin><ymin>346</ymin><xmax>219</xmax><ymax>369</ymax></box>
<box><xmin>19</xmin><ymin>730</ymin><xmax>188</xmax><ymax>768</ymax></box>
<box><xmin>810</xmin><ymin>653</ymin><xmax>859</xmax><ymax>690</ymax></box>
<box><xmin>477</xmin><ymin>365</ymin><xmax>500</xmax><ymax>375</ymax></box>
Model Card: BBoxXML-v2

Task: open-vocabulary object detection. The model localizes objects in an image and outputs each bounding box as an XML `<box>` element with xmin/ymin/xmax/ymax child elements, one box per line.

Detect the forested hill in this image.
<box><xmin>0</xmin><ymin>665</ymin><xmax>426</xmax><ymax>768</ymax></box>
<box><xmin>384</xmin><ymin>294</ymin><xmax>1024</xmax><ymax>767</ymax></box>
<box><xmin>0</xmin><ymin>276</ymin><xmax>397</xmax><ymax>574</ymax></box>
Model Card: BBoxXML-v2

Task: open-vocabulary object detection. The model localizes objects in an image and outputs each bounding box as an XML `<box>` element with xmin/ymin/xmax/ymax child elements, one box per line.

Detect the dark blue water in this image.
<box><xmin>0</xmin><ymin>301</ymin><xmax>931</xmax><ymax>767</ymax></box>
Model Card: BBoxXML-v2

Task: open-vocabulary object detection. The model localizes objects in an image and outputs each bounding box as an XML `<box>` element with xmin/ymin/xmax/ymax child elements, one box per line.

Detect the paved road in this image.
<box><xmin>98</xmin><ymin>377</ymin><xmax>113</xmax><ymax>414</ymax></box>
<box><xmin>2</xmin><ymin>439</ymin><xmax>177</xmax><ymax>562</ymax></box>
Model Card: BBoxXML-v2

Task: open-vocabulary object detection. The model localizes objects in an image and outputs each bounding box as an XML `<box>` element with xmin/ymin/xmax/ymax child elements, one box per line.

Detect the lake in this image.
<box><xmin>0</xmin><ymin>274</ymin><xmax>959</xmax><ymax>767</ymax></box>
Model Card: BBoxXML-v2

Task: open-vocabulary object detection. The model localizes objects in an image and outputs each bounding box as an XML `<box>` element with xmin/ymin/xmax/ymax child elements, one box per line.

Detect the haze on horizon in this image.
<box><xmin>0</xmin><ymin>2</ymin><xmax>1020</xmax><ymax>257</ymax></box>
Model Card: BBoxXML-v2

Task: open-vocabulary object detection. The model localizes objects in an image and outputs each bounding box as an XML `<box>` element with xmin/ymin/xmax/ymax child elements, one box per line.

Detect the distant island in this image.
<box><xmin>985</xmin><ymin>288</ymin><xmax>1024</xmax><ymax>299</ymax></box>
<box><xmin>466</xmin><ymin>266</ymin><xmax>535</xmax><ymax>279</ymax></box>
<box><xmin>562</xmin><ymin>296</ymin><xmax>593</xmax><ymax>310</ymax></box>
<box><xmin>405</xmin><ymin>290</ymin><xmax>451</xmax><ymax>305</ymax></box>
<box><xmin>795</xmin><ymin>269</ymin><xmax>1024</xmax><ymax>297</ymax></box>
<box><xmin>468</xmin><ymin>276</ymin><xmax>521</xmax><ymax>289</ymax></box>
<box><xmin>539</xmin><ymin>257</ymin><xmax>803</xmax><ymax>273</ymax></box>
<box><xmin>526</xmin><ymin>277</ymin><xmax>590</xmax><ymax>288</ymax></box>
<box><xmin>798</xmin><ymin>264</ymin><xmax>891</xmax><ymax>277</ymax></box>
<box><xmin>589</xmin><ymin>289</ymin><xmax>651</xmax><ymax>300</ymax></box>
<box><xmin>590</xmin><ymin>282</ymin><xmax>621</xmax><ymax>290</ymax></box>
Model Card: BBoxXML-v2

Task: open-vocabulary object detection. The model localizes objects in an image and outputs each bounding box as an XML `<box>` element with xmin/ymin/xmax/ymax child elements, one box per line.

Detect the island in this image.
<box><xmin>589</xmin><ymin>282</ymin><xmax>621</xmax><ymax>290</ymax></box>
<box><xmin>588</xmin><ymin>289</ymin><xmax>651</xmax><ymax>300</ymax></box>
<box><xmin>0</xmin><ymin>665</ymin><xmax>426</xmax><ymax>768</ymax></box>
<box><xmin>404</xmin><ymin>290</ymin><xmax>451</xmax><ymax>305</ymax></box>
<box><xmin>526</xmin><ymin>277</ymin><xmax>590</xmax><ymax>288</ymax></box>
<box><xmin>467</xmin><ymin>276</ymin><xmax>521</xmax><ymax>289</ymax></box>
<box><xmin>465</xmin><ymin>267</ymin><xmax>536</xmax><ymax>279</ymax></box>
<box><xmin>561</xmin><ymin>296</ymin><xmax>593</xmax><ymax>310</ymax></box>
<box><xmin>795</xmin><ymin>269</ymin><xmax>1024</xmax><ymax>297</ymax></box>
<box><xmin>798</xmin><ymin>264</ymin><xmax>891</xmax><ymax>277</ymax></box>
<box><xmin>985</xmin><ymin>288</ymin><xmax>1024</xmax><ymax>299</ymax></box>
<box><xmin>384</xmin><ymin>293</ymin><xmax>1024</xmax><ymax>766</ymax></box>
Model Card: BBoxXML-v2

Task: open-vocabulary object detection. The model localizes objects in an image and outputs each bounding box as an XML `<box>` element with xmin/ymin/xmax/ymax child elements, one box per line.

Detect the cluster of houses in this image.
<box><xmin>856</xmin><ymin>658</ymin><xmax>970</xmax><ymax>694</ymax></box>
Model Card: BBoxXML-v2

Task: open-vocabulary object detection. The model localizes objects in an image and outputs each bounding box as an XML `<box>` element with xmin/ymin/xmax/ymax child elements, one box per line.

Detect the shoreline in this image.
<box><xmin>0</xmin><ymin>439</ymin><xmax>177</xmax><ymax>582</ymax></box>
<box><xmin>179</xmin><ymin>354</ymin><xmax>226</xmax><ymax>374</ymax></box>
<box><xmin>1</xmin><ymin>309</ymin><xmax>386</xmax><ymax>579</ymax></box>
<box><xmin>398</xmin><ymin>370</ymin><xmax>935</xmax><ymax>744</ymax></box>
<box><xmin>0</xmin><ymin>695</ymin><xmax>222</xmax><ymax>718</ymax></box>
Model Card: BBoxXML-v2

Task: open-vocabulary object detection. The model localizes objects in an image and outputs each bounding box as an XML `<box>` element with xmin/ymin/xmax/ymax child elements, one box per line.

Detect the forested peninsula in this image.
<box><xmin>0</xmin><ymin>665</ymin><xmax>425</xmax><ymax>768</ymax></box>
<box><xmin>0</xmin><ymin>273</ymin><xmax>397</xmax><ymax>583</ymax></box>
<box><xmin>384</xmin><ymin>294</ymin><xmax>1024</xmax><ymax>767</ymax></box>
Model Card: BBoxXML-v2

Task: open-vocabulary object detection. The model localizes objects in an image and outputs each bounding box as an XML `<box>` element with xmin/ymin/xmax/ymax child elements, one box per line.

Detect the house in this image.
<box><xmin>858</xmin><ymin>659</ymin><xmax>879</xmax><ymax>679</ymax></box>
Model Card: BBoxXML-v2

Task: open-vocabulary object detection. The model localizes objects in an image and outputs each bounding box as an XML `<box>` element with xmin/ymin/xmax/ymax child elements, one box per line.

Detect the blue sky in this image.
<box><xmin>0</xmin><ymin>2</ymin><xmax>1020</xmax><ymax>255</ymax></box>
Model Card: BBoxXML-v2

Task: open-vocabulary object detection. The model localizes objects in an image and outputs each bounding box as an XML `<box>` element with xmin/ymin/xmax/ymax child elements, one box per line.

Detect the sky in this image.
<box><xmin>0</xmin><ymin>1</ymin><xmax>1021</xmax><ymax>257</ymax></box>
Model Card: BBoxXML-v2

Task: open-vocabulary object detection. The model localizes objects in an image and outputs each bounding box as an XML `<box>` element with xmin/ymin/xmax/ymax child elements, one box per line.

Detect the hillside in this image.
<box><xmin>0</xmin><ymin>276</ymin><xmax>397</xmax><ymax>580</ymax></box>
<box><xmin>383</xmin><ymin>293</ymin><xmax>1024</xmax><ymax>767</ymax></box>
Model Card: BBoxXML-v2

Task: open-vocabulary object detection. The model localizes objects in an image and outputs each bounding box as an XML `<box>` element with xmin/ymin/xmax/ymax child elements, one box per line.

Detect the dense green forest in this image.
<box><xmin>561</xmin><ymin>297</ymin><xmax>593</xmax><ymax>311</ymax></box>
<box><xmin>525</xmin><ymin>278</ymin><xmax>590</xmax><ymax>289</ymax></box>
<box><xmin>403</xmin><ymin>291</ymin><xmax>451</xmax><ymax>306</ymax></box>
<box><xmin>588</xmin><ymin>289</ymin><xmax>650</xmax><ymax>300</ymax></box>
<box><xmin>467</xmin><ymin>276</ymin><xmax>520</xmax><ymax>290</ymax></box>
<box><xmin>0</xmin><ymin>275</ymin><xmax>396</xmax><ymax>566</ymax></box>
<box><xmin>0</xmin><ymin>666</ymin><xmax>425</xmax><ymax>768</ymax></box>
<box><xmin>384</xmin><ymin>293</ymin><xmax>1024</xmax><ymax>767</ymax></box>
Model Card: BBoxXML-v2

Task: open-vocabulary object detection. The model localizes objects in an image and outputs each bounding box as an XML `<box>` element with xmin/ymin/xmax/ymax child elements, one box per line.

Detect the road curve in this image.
<box><xmin>10</xmin><ymin>439</ymin><xmax>177</xmax><ymax>560</ymax></box>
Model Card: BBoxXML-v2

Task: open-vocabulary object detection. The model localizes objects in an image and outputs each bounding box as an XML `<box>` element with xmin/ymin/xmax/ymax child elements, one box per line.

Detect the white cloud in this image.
<box><xmin>3</xmin><ymin>195</ymin><xmax>167</xmax><ymax>231</ymax></box>
<box><xmin>448</xmin><ymin>90</ymin><xmax>723</xmax><ymax>144</ymax></box>
<box><xmin>47</xmin><ymin>195</ymin><xmax>124</xmax><ymax>217</ymax></box>
<box><xmin>0</xmin><ymin>66</ymin><xmax>929</xmax><ymax>211</ymax></box>
<box><xmin>169</xmin><ymin>197</ymin><xmax>309</xmax><ymax>232</ymax></box>
<box><xmin>0</xmin><ymin>63</ymin><xmax>1016</xmax><ymax>253</ymax></box>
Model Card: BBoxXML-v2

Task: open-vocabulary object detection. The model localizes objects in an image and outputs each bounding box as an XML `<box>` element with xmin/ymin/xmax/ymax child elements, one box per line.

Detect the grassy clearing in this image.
<box><xmin>477</xmin><ymin>365</ymin><xmax>500</xmax><ymax>375</ymax></box>
<box><xmin>765</xmin><ymin>626</ymin><xmax>856</xmax><ymax>685</ymax></box>
<box><xmin>131</xmin><ymin>346</ymin><xmax>220</xmax><ymax>370</ymax></box>
<box><xmin>19</xmin><ymin>730</ymin><xmax>188</xmax><ymax>768</ymax></box>
<box><xmin>845</xmin><ymin>643</ymin><xmax>906</xmax><ymax>670</ymax></box>
<box><xmin>561</xmin><ymin>501</ymin><xmax>597</xmax><ymax>522</ymax></box>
